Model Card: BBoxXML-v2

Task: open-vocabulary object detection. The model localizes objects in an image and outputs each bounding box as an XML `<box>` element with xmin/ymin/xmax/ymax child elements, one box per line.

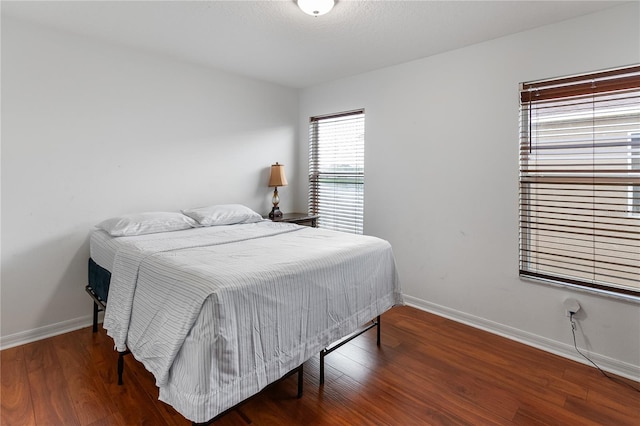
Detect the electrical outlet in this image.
<box><xmin>563</xmin><ymin>298</ymin><xmax>581</xmax><ymax>317</ymax></box>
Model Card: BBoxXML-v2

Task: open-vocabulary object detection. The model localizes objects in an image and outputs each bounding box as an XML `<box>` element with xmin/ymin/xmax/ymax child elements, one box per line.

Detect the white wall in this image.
<box><xmin>3</xmin><ymin>4</ymin><xmax>639</xmax><ymax>380</ymax></box>
<box><xmin>1</xmin><ymin>17</ymin><xmax>299</xmax><ymax>345</ymax></box>
<box><xmin>298</xmin><ymin>3</ymin><xmax>640</xmax><ymax>379</ymax></box>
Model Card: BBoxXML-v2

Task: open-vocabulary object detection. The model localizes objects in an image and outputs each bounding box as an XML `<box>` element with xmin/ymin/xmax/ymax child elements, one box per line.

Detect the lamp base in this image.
<box><xmin>269</xmin><ymin>206</ymin><xmax>283</xmax><ymax>219</ymax></box>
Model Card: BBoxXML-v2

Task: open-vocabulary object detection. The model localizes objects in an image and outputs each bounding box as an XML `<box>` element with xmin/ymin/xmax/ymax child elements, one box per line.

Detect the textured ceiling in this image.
<box><xmin>2</xmin><ymin>1</ymin><xmax>628</xmax><ymax>88</ymax></box>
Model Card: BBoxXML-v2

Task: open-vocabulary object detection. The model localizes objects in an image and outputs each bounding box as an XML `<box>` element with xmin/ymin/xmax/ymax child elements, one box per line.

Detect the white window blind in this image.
<box><xmin>519</xmin><ymin>65</ymin><xmax>640</xmax><ymax>298</ymax></box>
<box><xmin>308</xmin><ymin>110</ymin><xmax>365</xmax><ymax>234</ymax></box>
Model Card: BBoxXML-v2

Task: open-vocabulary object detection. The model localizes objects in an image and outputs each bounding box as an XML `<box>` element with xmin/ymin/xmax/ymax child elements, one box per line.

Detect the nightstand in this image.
<box><xmin>269</xmin><ymin>212</ymin><xmax>319</xmax><ymax>228</ymax></box>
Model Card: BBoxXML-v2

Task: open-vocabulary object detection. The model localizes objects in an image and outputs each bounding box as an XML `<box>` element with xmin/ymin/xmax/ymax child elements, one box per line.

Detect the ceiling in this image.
<box><xmin>2</xmin><ymin>0</ymin><xmax>628</xmax><ymax>88</ymax></box>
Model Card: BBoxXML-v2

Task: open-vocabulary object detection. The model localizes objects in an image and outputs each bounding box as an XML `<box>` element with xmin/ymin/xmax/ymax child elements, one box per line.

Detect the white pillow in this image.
<box><xmin>181</xmin><ymin>204</ymin><xmax>263</xmax><ymax>226</ymax></box>
<box><xmin>97</xmin><ymin>212</ymin><xmax>197</xmax><ymax>237</ymax></box>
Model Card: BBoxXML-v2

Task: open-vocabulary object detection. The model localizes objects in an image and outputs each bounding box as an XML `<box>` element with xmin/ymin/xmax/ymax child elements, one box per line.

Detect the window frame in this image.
<box><xmin>308</xmin><ymin>109</ymin><xmax>365</xmax><ymax>234</ymax></box>
<box><xmin>630</xmin><ymin>132</ymin><xmax>640</xmax><ymax>216</ymax></box>
<box><xmin>519</xmin><ymin>65</ymin><xmax>640</xmax><ymax>299</ymax></box>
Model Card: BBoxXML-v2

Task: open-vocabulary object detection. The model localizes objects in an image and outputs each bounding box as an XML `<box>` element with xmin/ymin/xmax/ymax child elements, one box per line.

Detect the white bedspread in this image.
<box><xmin>97</xmin><ymin>221</ymin><xmax>402</xmax><ymax>422</ymax></box>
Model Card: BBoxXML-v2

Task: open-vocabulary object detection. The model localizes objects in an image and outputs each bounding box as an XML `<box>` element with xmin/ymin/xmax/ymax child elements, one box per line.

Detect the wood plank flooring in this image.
<box><xmin>2</xmin><ymin>306</ymin><xmax>639</xmax><ymax>425</ymax></box>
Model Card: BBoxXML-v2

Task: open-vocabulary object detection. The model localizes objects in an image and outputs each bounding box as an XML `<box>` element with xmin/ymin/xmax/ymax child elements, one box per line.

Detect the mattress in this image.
<box><xmin>87</xmin><ymin>258</ymin><xmax>110</xmax><ymax>303</ymax></box>
<box><xmin>92</xmin><ymin>221</ymin><xmax>402</xmax><ymax>422</ymax></box>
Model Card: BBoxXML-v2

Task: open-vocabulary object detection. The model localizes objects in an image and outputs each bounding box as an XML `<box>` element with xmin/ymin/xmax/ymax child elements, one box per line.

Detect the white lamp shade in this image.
<box><xmin>298</xmin><ymin>0</ymin><xmax>335</xmax><ymax>16</ymax></box>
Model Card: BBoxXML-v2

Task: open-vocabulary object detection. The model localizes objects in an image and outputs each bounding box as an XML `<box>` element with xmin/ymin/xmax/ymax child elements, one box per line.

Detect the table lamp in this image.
<box><xmin>268</xmin><ymin>162</ymin><xmax>288</xmax><ymax>218</ymax></box>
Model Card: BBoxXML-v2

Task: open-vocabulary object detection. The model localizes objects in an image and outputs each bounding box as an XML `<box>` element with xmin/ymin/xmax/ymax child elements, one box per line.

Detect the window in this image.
<box><xmin>308</xmin><ymin>109</ymin><xmax>365</xmax><ymax>234</ymax></box>
<box><xmin>519</xmin><ymin>65</ymin><xmax>640</xmax><ymax>298</ymax></box>
<box><xmin>630</xmin><ymin>133</ymin><xmax>640</xmax><ymax>215</ymax></box>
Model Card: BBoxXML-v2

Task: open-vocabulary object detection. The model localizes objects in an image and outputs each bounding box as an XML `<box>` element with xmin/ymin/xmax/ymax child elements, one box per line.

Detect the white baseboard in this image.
<box><xmin>403</xmin><ymin>295</ymin><xmax>640</xmax><ymax>383</ymax></box>
<box><xmin>0</xmin><ymin>313</ymin><xmax>102</xmax><ymax>351</ymax></box>
<box><xmin>3</xmin><ymin>298</ymin><xmax>638</xmax><ymax>383</ymax></box>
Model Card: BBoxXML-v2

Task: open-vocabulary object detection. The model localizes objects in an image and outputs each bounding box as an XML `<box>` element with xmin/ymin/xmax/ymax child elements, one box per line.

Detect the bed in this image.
<box><xmin>87</xmin><ymin>208</ymin><xmax>402</xmax><ymax>424</ymax></box>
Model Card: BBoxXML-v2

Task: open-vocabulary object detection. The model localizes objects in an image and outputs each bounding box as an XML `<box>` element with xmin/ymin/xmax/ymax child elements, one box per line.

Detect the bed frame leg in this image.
<box><xmin>319</xmin><ymin>348</ymin><xmax>326</xmax><ymax>385</ymax></box>
<box><xmin>92</xmin><ymin>302</ymin><xmax>99</xmax><ymax>333</ymax></box>
<box><xmin>117</xmin><ymin>352</ymin><xmax>125</xmax><ymax>385</ymax></box>
<box><xmin>117</xmin><ymin>350</ymin><xmax>130</xmax><ymax>385</ymax></box>
<box><xmin>297</xmin><ymin>364</ymin><xmax>304</xmax><ymax>398</ymax></box>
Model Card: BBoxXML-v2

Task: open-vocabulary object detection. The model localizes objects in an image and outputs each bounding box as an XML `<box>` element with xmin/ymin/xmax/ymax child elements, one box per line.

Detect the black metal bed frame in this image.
<box><xmin>85</xmin><ymin>286</ymin><xmax>130</xmax><ymax>385</ymax></box>
<box><xmin>191</xmin><ymin>364</ymin><xmax>304</xmax><ymax>426</ymax></box>
<box><xmin>85</xmin><ymin>284</ymin><xmax>380</xmax><ymax>424</ymax></box>
<box><xmin>319</xmin><ymin>315</ymin><xmax>380</xmax><ymax>385</ymax></box>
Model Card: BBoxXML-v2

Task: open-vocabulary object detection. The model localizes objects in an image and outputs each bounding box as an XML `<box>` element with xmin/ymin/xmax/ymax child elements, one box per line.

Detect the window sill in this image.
<box><xmin>520</xmin><ymin>275</ymin><xmax>640</xmax><ymax>304</ymax></box>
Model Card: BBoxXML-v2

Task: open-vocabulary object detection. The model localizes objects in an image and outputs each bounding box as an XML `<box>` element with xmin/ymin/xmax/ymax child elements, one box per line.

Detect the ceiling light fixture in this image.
<box><xmin>298</xmin><ymin>0</ymin><xmax>335</xmax><ymax>16</ymax></box>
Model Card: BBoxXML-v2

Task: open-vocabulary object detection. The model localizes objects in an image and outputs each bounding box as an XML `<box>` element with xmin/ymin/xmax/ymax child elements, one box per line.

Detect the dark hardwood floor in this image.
<box><xmin>2</xmin><ymin>306</ymin><xmax>639</xmax><ymax>425</ymax></box>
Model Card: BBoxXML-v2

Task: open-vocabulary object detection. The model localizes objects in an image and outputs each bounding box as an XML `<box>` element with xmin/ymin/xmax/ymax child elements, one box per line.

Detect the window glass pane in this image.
<box><xmin>309</xmin><ymin>110</ymin><xmax>365</xmax><ymax>234</ymax></box>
